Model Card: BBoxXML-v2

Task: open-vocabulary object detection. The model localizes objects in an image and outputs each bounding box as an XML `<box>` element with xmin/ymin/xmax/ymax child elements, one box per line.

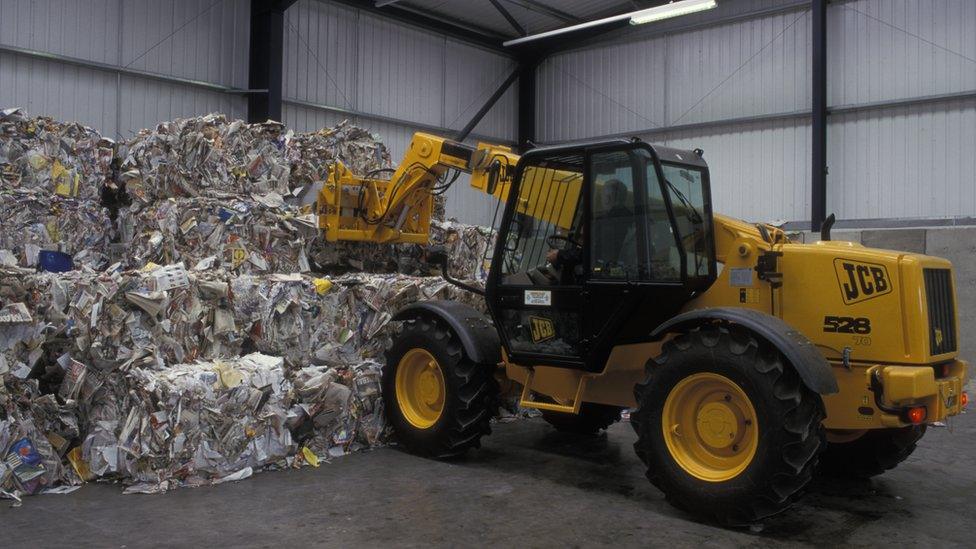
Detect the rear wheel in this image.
<box><xmin>383</xmin><ymin>316</ymin><xmax>497</xmax><ymax>458</ymax></box>
<box><xmin>631</xmin><ymin>325</ymin><xmax>825</xmax><ymax>525</ymax></box>
<box><xmin>541</xmin><ymin>403</ymin><xmax>623</xmax><ymax>435</ymax></box>
<box><xmin>819</xmin><ymin>426</ymin><xmax>926</xmax><ymax>478</ymax></box>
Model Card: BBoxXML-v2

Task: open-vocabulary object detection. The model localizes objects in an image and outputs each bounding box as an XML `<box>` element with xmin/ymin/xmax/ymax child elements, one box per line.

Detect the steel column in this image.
<box><xmin>248</xmin><ymin>1</ymin><xmax>295</xmax><ymax>123</ymax></box>
<box><xmin>811</xmin><ymin>0</ymin><xmax>828</xmax><ymax>232</ymax></box>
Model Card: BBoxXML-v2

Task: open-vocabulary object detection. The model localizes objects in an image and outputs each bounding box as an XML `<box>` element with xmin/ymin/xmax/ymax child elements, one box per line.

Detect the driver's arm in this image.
<box><xmin>548</xmin><ymin>247</ymin><xmax>581</xmax><ymax>268</ymax></box>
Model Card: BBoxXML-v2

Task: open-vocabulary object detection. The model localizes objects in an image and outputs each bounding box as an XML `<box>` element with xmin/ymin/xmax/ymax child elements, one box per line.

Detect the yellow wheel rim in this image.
<box><xmin>662</xmin><ymin>372</ymin><xmax>758</xmax><ymax>482</ymax></box>
<box><xmin>395</xmin><ymin>348</ymin><xmax>446</xmax><ymax>429</ymax></box>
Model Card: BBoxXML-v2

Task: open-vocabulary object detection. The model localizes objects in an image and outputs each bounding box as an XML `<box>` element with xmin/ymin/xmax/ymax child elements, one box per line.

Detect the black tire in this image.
<box><xmin>383</xmin><ymin>315</ymin><xmax>497</xmax><ymax>458</ymax></box>
<box><xmin>541</xmin><ymin>403</ymin><xmax>623</xmax><ymax>435</ymax></box>
<box><xmin>819</xmin><ymin>426</ymin><xmax>926</xmax><ymax>478</ymax></box>
<box><xmin>631</xmin><ymin>325</ymin><xmax>826</xmax><ymax>525</ymax></box>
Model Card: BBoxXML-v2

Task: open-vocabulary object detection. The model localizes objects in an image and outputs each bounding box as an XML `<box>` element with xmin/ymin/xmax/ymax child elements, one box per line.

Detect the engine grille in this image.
<box><xmin>923</xmin><ymin>268</ymin><xmax>957</xmax><ymax>355</ymax></box>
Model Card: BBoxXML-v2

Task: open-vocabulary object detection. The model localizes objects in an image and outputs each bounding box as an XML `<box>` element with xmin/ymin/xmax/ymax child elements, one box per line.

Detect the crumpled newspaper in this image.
<box><xmin>0</xmin><ymin>109</ymin><xmax>501</xmax><ymax>501</ymax></box>
<box><xmin>0</xmin><ymin>108</ymin><xmax>115</xmax><ymax>270</ymax></box>
<box><xmin>286</xmin><ymin>121</ymin><xmax>393</xmax><ymax>190</ymax></box>
<box><xmin>117</xmin><ymin>196</ymin><xmax>317</xmax><ymax>274</ymax></box>
<box><xmin>116</xmin><ymin>114</ymin><xmax>292</xmax><ymax>203</ymax></box>
<box><xmin>0</xmin><ymin>189</ymin><xmax>114</xmax><ymax>270</ymax></box>
<box><xmin>0</xmin><ymin>266</ymin><xmax>485</xmax><ymax>374</ymax></box>
<box><xmin>0</xmin><ymin>266</ymin><xmax>488</xmax><ymax>497</ymax></box>
<box><xmin>0</xmin><ymin>107</ymin><xmax>114</xmax><ymax>201</ymax></box>
<box><xmin>116</xmin><ymin>115</ymin><xmax>393</xmax><ymax>205</ymax></box>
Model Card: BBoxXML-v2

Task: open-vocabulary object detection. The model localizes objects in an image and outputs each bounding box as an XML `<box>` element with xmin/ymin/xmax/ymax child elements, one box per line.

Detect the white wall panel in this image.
<box><xmin>284</xmin><ymin>0</ymin><xmax>517</xmax><ymax>143</ymax></box>
<box><xmin>0</xmin><ymin>0</ymin><xmax>119</xmax><ymax>64</ymax></box>
<box><xmin>284</xmin><ymin>0</ymin><xmax>359</xmax><ymax>109</ymax></box>
<box><xmin>829</xmin><ymin>0</ymin><xmax>976</xmax><ymax>107</ymax></box>
<box><xmin>653</xmin><ymin>118</ymin><xmax>811</xmax><ymax>223</ymax></box>
<box><xmin>356</xmin><ymin>12</ymin><xmax>445</xmax><ymax>127</ymax></box>
<box><xmin>537</xmin><ymin>5</ymin><xmax>810</xmax><ymax>142</ymax></box>
<box><xmin>121</xmin><ymin>0</ymin><xmax>249</xmax><ymax>88</ymax></box>
<box><xmin>0</xmin><ymin>51</ymin><xmax>118</xmax><ymax>133</ymax></box>
<box><xmin>665</xmin><ymin>9</ymin><xmax>810</xmax><ymax>126</ymax></box>
<box><xmin>828</xmin><ymin>98</ymin><xmax>976</xmax><ymax>220</ymax></box>
<box><xmin>537</xmin><ymin>37</ymin><xmax>667</xmax><ymax>142</ymax></box>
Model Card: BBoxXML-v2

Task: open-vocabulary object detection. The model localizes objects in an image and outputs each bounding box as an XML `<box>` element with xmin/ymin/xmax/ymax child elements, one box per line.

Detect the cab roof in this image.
<box><xmin>523</xmin><ymin>138</ymin><xmax>707</xmax><ymax>168</ymax></box>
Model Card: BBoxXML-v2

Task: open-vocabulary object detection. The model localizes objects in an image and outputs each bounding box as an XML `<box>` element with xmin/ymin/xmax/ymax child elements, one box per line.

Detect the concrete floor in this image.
<box><xmin>2</xmin><ymin>413</ymin><xmax>973</xmax><ymax>548</ymax></box>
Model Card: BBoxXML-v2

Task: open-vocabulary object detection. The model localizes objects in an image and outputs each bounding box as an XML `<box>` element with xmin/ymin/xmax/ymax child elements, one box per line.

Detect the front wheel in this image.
<box><xmin>383</xmin><ymin>316</ymin><xmax>497</xmax><ymax>458</ymax></box>
<box><xmin>631</xmin><ymin>325</ymin><xmax>825</xmax><ymax>525</ymax></box>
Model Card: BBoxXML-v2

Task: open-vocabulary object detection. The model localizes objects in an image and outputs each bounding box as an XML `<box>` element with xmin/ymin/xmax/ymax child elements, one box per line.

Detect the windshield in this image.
<box><xmin>660</xmin><ymin>162</ymin><xmax>711</xmax><ymax>279</ymax></box>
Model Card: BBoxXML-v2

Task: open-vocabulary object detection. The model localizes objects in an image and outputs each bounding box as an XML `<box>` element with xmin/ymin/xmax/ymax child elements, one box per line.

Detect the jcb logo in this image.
<box><xmin>834</xmin><ymin>259</ymin><xmax>892</xmax><ymax>305</ymax></box>
<box><xmin>529</xmin><ymin>316</ymin><xmax>556</xmax><ymax>344</ymax></box>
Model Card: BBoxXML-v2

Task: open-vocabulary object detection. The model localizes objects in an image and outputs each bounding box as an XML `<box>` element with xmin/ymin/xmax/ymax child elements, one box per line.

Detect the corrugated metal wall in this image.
<box><xmin>281</xmin><ymin>0</ymin><xmax>518</xmax><ymax>226</ymax></box>
<box><xmin>0</xmin><ymin>0</ymin><xmax>249</xmax><ymax>138</ymax></box>
<box><xmin>826</xmin><ymin>0</ymin><xmax>976</xmax><ymax>221</ymax></box>
<box><xmin>537</xmin><ymin>0</ymin><xmax>976</xmax><ymax>225</ymax></box>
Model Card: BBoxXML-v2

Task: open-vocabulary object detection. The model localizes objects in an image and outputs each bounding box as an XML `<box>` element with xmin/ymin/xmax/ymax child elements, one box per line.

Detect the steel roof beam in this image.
<box><xmin>489</xmin><ymin>0</ymin><xmax>526</xmax><ymax>36</ymax></box>
<box><xmin>502</xmin><ymin>0</ymin><xmax>580</xmax><ymax>24</ymax></box>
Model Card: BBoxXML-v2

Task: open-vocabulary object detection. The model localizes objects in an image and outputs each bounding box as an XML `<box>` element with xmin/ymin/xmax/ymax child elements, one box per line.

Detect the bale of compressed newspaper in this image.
<box><xmin>118</xmin><ymin>196</ymin><xmax>317</xmax><ymax>274</ymax></box>
<box><xmin>286</xmin><ymin>120</ymin><xmax>393</xmax><ymax>184</ymax></box>
<box><xmin>87</xmin><ymin>353</ymin><xmax>294</xmax><ymax>491</ymax></box>
<box><xmin>0</xmin><ymin>190</ymin><xmax>114</xmax><ymax>270</ymax></box>
<box><xmin>116</xmin><ymin>115</ymin><xmax>292</xmax><ymax>203</ymax></box>
<box><xmin>0</xmin><ymin>108</ymin><xmax>113</xmax><ymax>202</ymax></box>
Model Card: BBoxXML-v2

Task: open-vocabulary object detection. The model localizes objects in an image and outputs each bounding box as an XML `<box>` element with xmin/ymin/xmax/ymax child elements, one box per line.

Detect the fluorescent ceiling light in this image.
<box><xmin>503</xmin><ymin>0</ymin><xmax>718</xmax><ymax>48</ymax></box>
<box><xmin>630</xmin><ymin>0</ymin><xmax>717</xmax><ymax>25</ymax></box>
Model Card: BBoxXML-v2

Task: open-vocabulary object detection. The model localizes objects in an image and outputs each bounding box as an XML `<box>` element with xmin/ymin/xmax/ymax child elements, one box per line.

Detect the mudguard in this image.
<box><xmin>650</xmin><ymin>307</ymin><xmax>839</xmax><ymax>395</ymax></box>
<box><xmin>393</xmin><ymin>301</ymin><xmax>501</xmax><ymax>366</ymax></box>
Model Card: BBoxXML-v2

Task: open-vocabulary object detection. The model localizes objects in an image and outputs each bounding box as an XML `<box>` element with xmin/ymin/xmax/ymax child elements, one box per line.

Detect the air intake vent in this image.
<box><xmin>923</xmin><ymin>268</ymin><xmax>956</xmax><ymax>355</ymax></box>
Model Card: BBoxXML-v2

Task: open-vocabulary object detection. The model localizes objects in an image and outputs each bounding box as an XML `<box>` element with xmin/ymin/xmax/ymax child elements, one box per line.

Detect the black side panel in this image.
<box><xmin>650</xmin><ymin>307</ymin><xmax>838</xmax><ymax>395</ymax></box>
<box><xmin>393</xmin><ymin>301</ymin><xmax>501</xmax><ymax>366</ymax></box>
<box><xmin>440</xmin><ymin>141</ymin><xmax>475</xmax><ymax>166</ymax></box>
<box><xmin>923</xmin><ymin>268</ymin><xmax>956</xmax><ymax>355</ymax></box>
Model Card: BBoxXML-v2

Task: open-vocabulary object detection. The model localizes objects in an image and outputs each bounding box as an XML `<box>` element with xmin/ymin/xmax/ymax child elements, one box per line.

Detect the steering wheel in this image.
<box><xmin>546</xmin><ymin>234</ymin><xmax>581</xmax><ymax>250</ymax></box>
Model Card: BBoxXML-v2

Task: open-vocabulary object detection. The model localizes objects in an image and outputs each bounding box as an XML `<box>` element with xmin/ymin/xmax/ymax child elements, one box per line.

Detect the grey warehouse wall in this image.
<box><xmin>0</xmin><ymin>0</ymin><xmax>518</xmax><ymax>227</ymax></box>
<box><xmin>0</xmin><ymin>0</ymin><xmax>250</xmax><ymax>138</ymax></box>
<box><xmin>536</xmin><ymin>0</ymin><xmax>976</xmax><ymax>227</ymax></box>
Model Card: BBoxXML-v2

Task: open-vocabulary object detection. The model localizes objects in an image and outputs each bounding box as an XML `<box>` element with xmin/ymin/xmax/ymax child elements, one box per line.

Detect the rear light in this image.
<box><xmin>905</xmin><ymin>407</ymin><xmax>927</xmax><ymax>425</ymax></box>
<box><xmin>962</xmin><ymin>392</ymin><xmax>969</xmax><ymax>409</ymax></box>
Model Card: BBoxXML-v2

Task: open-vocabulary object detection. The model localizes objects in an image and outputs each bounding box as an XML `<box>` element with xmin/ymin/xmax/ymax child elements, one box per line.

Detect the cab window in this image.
<box><xmin>660</xmin><ymin>163</ymin><xmax>710</xmax><ymax>278</ymax></box>
<box><xmin>498</xmin><ymin>154</ymin><xmax>584</xmax><ymax>285</ymax></box>
<box><xmin>589</xmin><ymin>151</ymin><xmax>640</xmax><ymax>280</ymax></box>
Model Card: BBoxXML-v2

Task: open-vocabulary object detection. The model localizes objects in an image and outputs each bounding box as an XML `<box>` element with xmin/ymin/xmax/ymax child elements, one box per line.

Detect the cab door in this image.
<box><xmin>486</xmin><ymin>142</ymin><xmax>695</xmax><ymax>372</ymax></box>
<box><xmin>487</xmin><ymin>150</ymin><xmax>588</xmax><ymax>369</ymax></box>
<box><xmin>581</xmin><ymin>147</ymin><xmax>691</xmax><ymax>371</ymax></box>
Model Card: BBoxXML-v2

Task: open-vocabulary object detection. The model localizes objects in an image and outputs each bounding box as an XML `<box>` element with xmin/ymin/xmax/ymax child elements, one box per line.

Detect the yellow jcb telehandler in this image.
<box><xmin>316</xmin><ymin>132</ymin><xmax>968</xmax><ymax>524</ymax></box>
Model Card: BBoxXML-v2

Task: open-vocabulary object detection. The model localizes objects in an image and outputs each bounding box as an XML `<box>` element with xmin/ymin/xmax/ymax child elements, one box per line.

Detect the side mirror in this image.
<box><xmin>486</xmin><ymin>160</ymin><xmax>501</xmax><ymax>196</ymax></box>
<box><xmin>426</xmin><ymin>244</ymin><xmax>485</xmax><ymax>296</ymax></box>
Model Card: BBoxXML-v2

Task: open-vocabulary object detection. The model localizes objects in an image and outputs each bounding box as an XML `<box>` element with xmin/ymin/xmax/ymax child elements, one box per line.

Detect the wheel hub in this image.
<box><xmin>395</xmin><ymin>348</ymin><xmax>445</xmax><ymax>429</ymax></box>
<box><xmin>661</xmin><ymin>372</ymin><xmax>758</xmax><ymax>482</ymax></box>
<box><xmin>696</xmin><ymin>401</ymin><xmax>739</xmax><ymax>449</ymax></box>
<box><xmin>419</xmin><ymin>368</ymin><xmax>439</xmax><ymax>405</ymax></box>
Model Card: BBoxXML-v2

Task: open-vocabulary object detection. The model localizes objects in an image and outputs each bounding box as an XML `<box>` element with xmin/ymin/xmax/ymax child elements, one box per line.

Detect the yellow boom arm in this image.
<box><xmin>316</xmin><ymin>132</ymin><xmax>581</xmax><ymax>244</ymax></box>
<box><xmin>316</xmin><ymin>133</ymin><xmax>518</xmax><ymax>243</ymax></box>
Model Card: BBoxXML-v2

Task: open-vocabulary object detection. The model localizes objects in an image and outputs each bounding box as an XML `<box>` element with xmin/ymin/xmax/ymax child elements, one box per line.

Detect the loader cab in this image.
<box><xmin>486</xmin><ymin>139</ymin><xmax>716</xmax><ymax>372</ymax></box>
